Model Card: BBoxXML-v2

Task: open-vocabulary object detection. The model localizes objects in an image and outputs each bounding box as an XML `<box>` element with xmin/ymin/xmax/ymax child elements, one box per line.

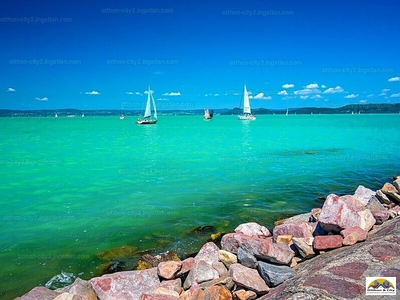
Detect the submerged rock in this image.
<box><xmin>96</xmin><ymin>245</ymin><xmax>139</xmax><ymax>261</ymax></box>
<box><xmin>45</xmin><ymin>271</ymin><xmax>76</xmax><ymax>290</ymax></box>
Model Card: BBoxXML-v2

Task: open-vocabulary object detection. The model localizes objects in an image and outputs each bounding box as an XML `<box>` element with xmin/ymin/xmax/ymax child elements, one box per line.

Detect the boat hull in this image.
<box><xmin>136</xmin><ymin>119</ymin><xmax>157</xmax><ymax>125</ymax></box>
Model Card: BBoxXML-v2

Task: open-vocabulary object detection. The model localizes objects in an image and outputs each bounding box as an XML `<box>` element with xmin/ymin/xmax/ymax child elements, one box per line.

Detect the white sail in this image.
<box><xmin>243</xmin><ymin>85</ymin><xmax>251</xmax><ymax>114</ymax></box>
<box><xmin>151</xmin><ymin>92</ymin><xmax>157</xmax><ymax>120</ymax></box>
<box><xmin>143</xmin><ymin>88</ymin><xmax>152</xmax><ymax>118</ymax></box>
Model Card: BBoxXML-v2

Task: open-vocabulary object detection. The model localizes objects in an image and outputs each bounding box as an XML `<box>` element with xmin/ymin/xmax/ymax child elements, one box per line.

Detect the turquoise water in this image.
<box><xmin>1</xmin><ymin>114</ymin><xmax>399</xmax><ymax>298</ymax></box>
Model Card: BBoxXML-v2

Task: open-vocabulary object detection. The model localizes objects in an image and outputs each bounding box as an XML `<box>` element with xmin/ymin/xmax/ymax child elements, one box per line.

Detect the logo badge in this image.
<box><xmin>366</xmin><ymin>277</ymin><xmax>396</xmax><ymax>295</ymax></box>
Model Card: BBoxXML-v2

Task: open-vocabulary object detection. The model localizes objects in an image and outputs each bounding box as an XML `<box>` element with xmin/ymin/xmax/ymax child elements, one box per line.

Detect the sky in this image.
<box><xmin>1</xmin><ymin>0</ymin><xmax>400</xmax><ymax>110</ymax></box>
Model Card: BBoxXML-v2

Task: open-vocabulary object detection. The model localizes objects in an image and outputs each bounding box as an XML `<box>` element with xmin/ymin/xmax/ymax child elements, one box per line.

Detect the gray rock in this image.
<box><xmin>366</xmin><ymin>195</ymin><xmax>386</xmax><ymax>211</ymax></box>
<box><xmin>257</xmin><ymin>261</ymin><xmax>296</xmax><ymax>287</ymax></box>
<box><xmin>353</xmin><ymin>185</ymin><xmax>376</xmax><ymax>206</ymax></box>
<box><xmin>237</xmin><ymin>243</ymin><xmax>258</xmax><ymax>269</ymax></box>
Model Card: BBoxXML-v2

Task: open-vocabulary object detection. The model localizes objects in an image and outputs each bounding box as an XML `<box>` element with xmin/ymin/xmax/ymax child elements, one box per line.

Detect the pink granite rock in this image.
<box><xmin>158</xmin><ymin>278</ymin><xmax>182</xmax><ymax>295</ymax></box>
<box><xmin>90</xmin><ymin>268</ymin><xmax>160</xmax><ymax>300</ymax></box>
<box><xmin>175</xmin><ymin>257</ymin><xmax>194</xmax><ymax>277</ymax></box>
<box><xmin>340</xmin><ymin>226</ymin><xmax>368</xmax><ymax>246</ymax></box>
<box><xmin>235</xmin><ymin>222</ymin><xmax>271</xmax><ymax>238</ymax></box>
<box><xmin>17</xmin><ymin>286</ymin><xmax>61</xmax><ymax>300</ymax></box>
<box><xmin>140</xmin><ymin>293</ymin><xmax>179</xmax><ymax>300</ymax></box>
<box><xmin>221</xmin><ymin>233</ymin><xmax>294</xmax><ymax>265</ymax></box>
<box><xmin>233</xmin><ymin>289</ymin><xmax>257</xmax><ymax>300</ymax></box>
<box><xmin>194</xmin><ymin>242</ymin><xmax>220</xmax><ymax>263</ymax></box>
<box><xmin>313</xmin><ymin>235</ymin><xmax>343</xmax><ymax>251</ymax></box>
<box><xmin>183</xmin><ymin>259</ymin><xmax>219</xmax><ymax>289</ymax></box>
<box><xmin>229</xmin><ymin>263</ymin><xmax>269</xmax><ymax>294</ymax></box>
<box><xmin>318</xmin><ymin>194</ymin><xmax>376</xmax><ymax>232</ymax></box>
<box><xmin>370</xmin><ymin>210</ymin><xmax>389</xmax><ymax>225</ymax></box>
<box><xmin>157</xmin><ymin>261</ymin><xmax>182</xmax><ymax>280</ymax></box>
<box><xmin>272</xmin><ymin>221</ymin><xmax>313</xmax><ymax>241</ymax></box>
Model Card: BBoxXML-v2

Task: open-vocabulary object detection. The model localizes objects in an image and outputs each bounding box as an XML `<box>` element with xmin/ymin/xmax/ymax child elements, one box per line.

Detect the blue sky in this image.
<box><xmin>1</xmin><ymin>0</ymin><xmax>400</xmax><ymax>110</ymax></box>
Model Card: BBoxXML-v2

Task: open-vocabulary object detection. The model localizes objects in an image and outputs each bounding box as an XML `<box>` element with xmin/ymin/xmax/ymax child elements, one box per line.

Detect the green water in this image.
<box><xmin>1</xmin><ymin>114</ymin><xmax>399</xmax><ymax>298</ymax></box>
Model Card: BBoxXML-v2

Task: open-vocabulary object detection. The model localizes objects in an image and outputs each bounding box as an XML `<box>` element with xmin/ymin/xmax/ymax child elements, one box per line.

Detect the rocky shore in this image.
<box><xmin>17</xmin><ymin>176</ymin><xmax>400</xmax><ymax>300</ymax></box>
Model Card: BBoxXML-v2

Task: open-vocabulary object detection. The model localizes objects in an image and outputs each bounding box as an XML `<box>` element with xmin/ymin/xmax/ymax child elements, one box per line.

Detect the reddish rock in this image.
<box><xmin>221</xmin><ymin>233</ymin><xmax>294</xmax><ymax>265</ymax></box>
<box><xmin>17</xmin><ymin>286</ymin><xmax>61</xmax><ymax>300</ymax></box>
<box><xmin>90</xmin><ymin>268</ymin><xmax>160</xmax><ymax>300</ymax></box>
<box><xmin>232</xmin><ymin>289</ymin><xmax>257</xmax><ymax>300</ymax></box>
<box><xmin>202</xmin><ymin>285</ymin><xmax>233</xmax><ymax>300</ymax></box>
<box><xmin>212</xmin><ymin>261</ymin><xmax>228</xmax><ymax>277</ymax></box>
<box><xmin>340</xmin><ymin>226</ymin><xmax>368</xmax><ymax>246</ymax></box>
<box><xmin>158</xmin><ymin>278</ymin><xmax>182</xmax><ymax>295</ymax></box>
<box><xmin>313</xmin><ymin>235</ymin><xmax>342</xmax><ymax>251</ymax></box>
<box><xmin>327</xmin><ymin>262</ymin><xmax>368</xmax><ymax>280</ymax></box>
<box><xmin>381</xmin><ymin>182</ymin><xmax>400</xmax><ymax>203</ymax></box>
<box><xmin>157</xmin><ymin>261</ymin><xmax>182</xmax><ymax>280</ymax></box>
<box><xmin>179</xmin><ymin>282</ymin><xmax>203</xmax><ymax>300</ymax></box>
<box><xmin>369</xmin><ymin>243</ymin><xmax>400</xmax><ymax>261</ymax></box>
<box><xmin>353</xmin><ymin>185</ymin><xmax>375</xmax><ymax>205</ymax></box>
<box><xmin>318</xmin><ymin>194</ymin><xmax>376</xmax><ymax>232</ymax></box>
<box><xmin>393</xmin><ymin>178</ymin><xmax>400</xmax><ymax>193</ymax></box>
<box><xmin>229</xmin><ymin>263</ymin><xmax>269</xmax><ymax>294</ymax></box>
<box><xmin>199</xmin><ymin>276</ymin><xmax>234</xmax><ymax>290</ymax></box>
<box><xmin>53</xmin><ymin>293</ymin><xmax>80</xmax><ymax>300</ymax></box>
<box><xmin>303</xmin><ymin>275</ymin><xmax>364</xmax><ymax>299</ymax></box>
<box><xmin>175</xmin><ymin>257</ymin><xmax>194</xmax><ymax>277</ymax></box>
<box><xmin>292</xmin><ymin>237</ymin><xmax>315</xmax><ymax>259</ymax></box>
<box><xmin>183</xmin><ymin>259</ymin><xmax>219</xmax><ymax>289</ymax></box>
<box><xmin>272</xmin><ymin>222</ymin><xmax>313</xmax><ymax>241</ymax></box>
<box><xmin>234</xmin><ymin>222</ymin><xmax>271</xmax><ymax>238</ymax></box>
<box><xmin>194</xmin><ymin>242</ymin><xmax>220</xmax><ymax>263</ymax></box>
<box><xmin>370</xmin><ymin>209</ymin><xmax>389</xmax><ymax>225</ymax></box>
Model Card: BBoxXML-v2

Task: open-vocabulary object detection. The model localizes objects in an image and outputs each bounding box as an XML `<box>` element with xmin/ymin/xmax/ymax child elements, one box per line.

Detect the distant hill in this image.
<box><xmin>0</xmin><ymin>104</ymin><xmax>399</xmax><ymax>117</ymax></box>
<box><xmin>222</xmin><ymin>103</ymin><xmax>400</xmax><ymax>115</ymax></box>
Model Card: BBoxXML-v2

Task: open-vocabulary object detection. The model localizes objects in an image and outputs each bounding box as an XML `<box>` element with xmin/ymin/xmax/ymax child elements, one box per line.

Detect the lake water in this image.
<box><xmin>1</xmin><ymin>114</ymin><xmax>399</xmax><ymax>299</ymax></box>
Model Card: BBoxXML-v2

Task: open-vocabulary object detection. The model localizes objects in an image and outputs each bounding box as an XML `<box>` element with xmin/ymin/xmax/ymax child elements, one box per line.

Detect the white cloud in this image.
<box><xmin>35</xmin><ymin>97</ymin><xmax>48</xmax><ymax>101</ymax></box>
<box><xmin>379</xmin><ymin>89</ymin><xmax>390</xmax><ymax>96</ymax></box>
<box><xmin>294</xmin><ymin>88</ymin><xmax>321</xmax><ymax>95</ymax></box>
<box><xmin>162</xmin><ymin>92</ymin><xmax>181</xmax><ymax>96</ymax></box>
<box><xmin>390</xmin><ymin>93</ymin><xmax>400</xmax><ymax>98</ymax></box>
<box><xmin>306</xmin><ymin>83</ymin><xmax>319</xmax><ymax>89</ymax></box>
<box><xmin>126</xmin><ymin>92</ymin><xmax>134</xmax><ymax>95</ymax></box>
<box><xmin>367</xmin><ymin>94</ymin><xmax>374</xmax><ymax>97</ymax></box>
<box><xmin>323</xmin><ymin>86</ymin><xmax>344</xmax><ymax>94</ymax></box>
<box><xmin>214</xmin><ymin>93</ymin><xmax>219</xmax><ymax>96</ymax></box>
<box><xmin>278</xmin><ymin>90</ymin><xmax>288</xmax><ymax>96</ymax></box>
<box><xmin>135</xmin><ymin>92</ymin><xmax>142</xmax><ymax>95</ymax></box>
<box><xmin>157</xmin><ymin>98</ymin><xmax>168</xmax><ymax>101</ymax></box>
<box><xmin>204</xmin><ymin>94</ymin><xmax>209</xmax><ymax>97</ymax></box>
<box><xmin>321</xmin><ymin>84</ymin><xmax>327</xmax><ymax>89</ymax></box>
<box><xmin>388</xmin><ymin>77</ymin><xmax>400</xmax><ymax>82</ymax></box>
<box><xmin>252</xmin><ymin>92</ymin><xmax>271</xmax><ymax>100</ymax></box>
<box><xmin>7</xmin><ymin>87</ymin><xmax>16</xmax><ymax>92</ymax></box>
<box><xmin>300</xmin><ymin>95</ymin><xmax>309</xmax><ymax>100</ymax></box>
<box><xmin>85</xmin><ymin>90</ymin><xmax>100</xmax><ymax>95</ymax></box>
<box><xmin>233</xmin><ymin>92</ymin><xmax>239</xmax><ymax>96</ymax></box>
<box><xmin>359</xmin><ymin>100</ymin><xmax>367</xmax><ymax>103</ymax></box>
<box><xmin>311</xmin><ymin>94</ymin><xmax>323</xmax><ymax>99</ymax></box>
<box><xmin>344</xmin><ymin>94</ymin><xmax>359</xmax><ymax>99</ymax></box>
<box><xmin>282</xmin><ymin>83</ymin><xmax>294</xmax><ymax>89</ymax></box>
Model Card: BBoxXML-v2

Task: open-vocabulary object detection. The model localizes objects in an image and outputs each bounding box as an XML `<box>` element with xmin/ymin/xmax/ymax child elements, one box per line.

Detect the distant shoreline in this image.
<box><xmin>1</xmin><ymin>103</ymin><xmax>400</xmax><ymax>117</ymax></box>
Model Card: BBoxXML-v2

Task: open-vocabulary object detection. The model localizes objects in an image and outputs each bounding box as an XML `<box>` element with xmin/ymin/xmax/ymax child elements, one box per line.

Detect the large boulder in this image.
<box><xmin>235</xmin><ymin>222</ymin><xmax>271</xmax><ymax>238</ymax></box>
<box><xmin>90</xmin><ymin>268</ymin><xmax>160</xmax><ymax>300</ymax></box>
<box><xmin>221</xmin><ymin>233</ymin><xmax>294</xmax><ymax>265</ymax></box>
<box><xmin>229</xmin><ymin>263</ymin><xmax>270</xmax><ymax>294</ymax></box>
<box><xmin>353</xmin><ymin>185</ymin><xmax>376</xmax><ymax>206</ymax></box>
<box><xmin>318</xmin><ymin>194</ymin><xmax>376</xmax><ymax>232</ymax></box>
<box><xmin>272</xmin><ymin>222</ymin><xmax>313</xmax><ymax>241</ymax></box>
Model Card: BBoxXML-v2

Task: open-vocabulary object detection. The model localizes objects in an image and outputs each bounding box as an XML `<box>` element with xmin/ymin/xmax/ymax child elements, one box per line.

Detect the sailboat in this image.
<box><xmin>136</xmin><ymin>86</ymin><xmax>158</xmax><ymax>125</ymax></box>
<box><xmin>204</xmin><ymin>109</ymin><xmax>213</xmax><ymax>120</ymax></box>
<box><xmin>238</xmin><ymin>85</ymin><xmax>256</xmax><ymax>120</ymax></box>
